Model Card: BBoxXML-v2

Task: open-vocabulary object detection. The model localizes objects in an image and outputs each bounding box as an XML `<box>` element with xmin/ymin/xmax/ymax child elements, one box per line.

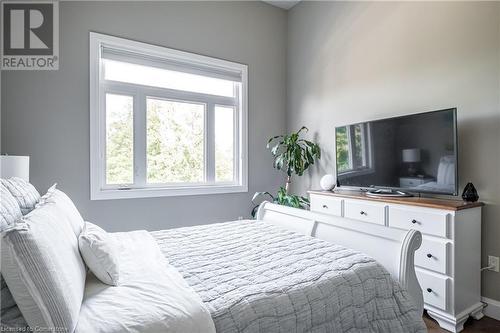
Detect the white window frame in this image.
<box><xmin>90</xmin><ymin>32</ymin><xmax>248</xmax><ymax>200</ymax></box>
<box><xmin>337</xmin><ymin>123</ymin><xmax>374</xmax><ymax>177</ymax></box>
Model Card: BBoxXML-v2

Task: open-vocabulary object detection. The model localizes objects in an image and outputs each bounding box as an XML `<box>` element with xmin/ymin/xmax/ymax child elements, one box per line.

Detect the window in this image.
<box><xmin>90</xmin><ymin>33</ymin><xmax>248</xmax><ymax>200</ymax></box>
<box><xmin>336</xmin><ymin>123</ymin><xmax>373</xmax><ymax>175</ymax></box>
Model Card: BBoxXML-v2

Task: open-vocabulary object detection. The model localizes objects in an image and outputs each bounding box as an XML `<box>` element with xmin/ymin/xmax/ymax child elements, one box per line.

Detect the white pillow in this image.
<box><xmin>37</xmin><ymin>183</ymin><xmax>57</xmax><ymax>205</ymax></box>
<box><xmin>0</xmin><ymin>184</ymin><xmax>26</xmax><ymax>329</ymax></box>
<box><xmin>0</xmin><ymin>188</ymin><xmax>87</xmax><ymax>332</ymax></box>
<box><xmin>41</xmin><ymin>188</ymin><xmax>85</xmax><ymax>236</ymax></box>
<box><xmin>79</xmin><ymin>222</ymin><xmax>120</xmax><ymax>286</ymax></box>
<box><xmin>0</xmin><ymin>183</ymin><xmax>22</xmax><ymax>232</ymax></box>
<box><xmin>0</xmin><ymin>275</ymin><xmax>27</xmax><ymax>329</ymax></box>
<box><xmin>1</xmin><ymin>177</ymin><xmax>40</xmax><ymax>215</ymax></box>
<box><xmin>436</xmin><ymin>156</ymin><xmax>455</xmax><ymax>185</ymax></box>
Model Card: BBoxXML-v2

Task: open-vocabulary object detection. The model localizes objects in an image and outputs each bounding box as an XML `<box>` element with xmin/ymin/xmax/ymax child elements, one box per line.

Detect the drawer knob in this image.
<box><xmin>427</xmin><ymin>253</ymin><xmax>433</xmax><ymax>258</ymax></box>
<box><xmin>322</xmin><ymin>205</ymin><xmax>328</xmax><ymax>209</ymax></box>
<box><xmin>426</xmin><ymin>288</ymin><xmax>433</xmax><ymax>293</ymax></box>
<box><xmin>411</xmin><ymin>219</ymin><xmax>418</xmax><ymax>224</ymax></box>
<box><xmin>360</xmin><ymin>211</ymin><xmax>367</xmax><ymax>215</ymax></box>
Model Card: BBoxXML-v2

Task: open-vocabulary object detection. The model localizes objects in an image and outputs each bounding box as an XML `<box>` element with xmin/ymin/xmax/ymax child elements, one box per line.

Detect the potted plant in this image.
<box><xmin>252</xmin><ymin>126</ymin><xmax>321</xmax><ymax>216</ymax></box>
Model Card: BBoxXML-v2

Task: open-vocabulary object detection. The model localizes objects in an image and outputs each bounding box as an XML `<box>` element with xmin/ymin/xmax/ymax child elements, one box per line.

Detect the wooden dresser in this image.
<box><xmin>309</xmin><ymin>190</ymin><xmax>484</xmax><ymax>333</ymax></box>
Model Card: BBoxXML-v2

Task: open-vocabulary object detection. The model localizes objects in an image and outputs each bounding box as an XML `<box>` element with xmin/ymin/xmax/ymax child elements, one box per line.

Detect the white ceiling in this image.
<box><xmin>263</xmin><ymin>1</ymin><xmax>301</xmax><ymax>10</ymax></box>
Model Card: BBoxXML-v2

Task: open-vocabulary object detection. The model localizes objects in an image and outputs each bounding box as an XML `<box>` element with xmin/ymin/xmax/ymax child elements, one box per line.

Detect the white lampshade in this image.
<box><xmin>402</xmin><ymin>149</ymin><xmax>421</xmax><ymax>163</ymax></box>
<box><xmin>0</xmin><ymin>155</ymin><xmax>30</xmax><ymax>181</ymax></box>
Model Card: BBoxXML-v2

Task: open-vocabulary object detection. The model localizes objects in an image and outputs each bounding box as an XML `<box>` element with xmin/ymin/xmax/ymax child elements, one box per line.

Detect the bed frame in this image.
<box><xmin>256</xmin><ymin>201</ymin><xmax>424</xmax><ymax>313</ymax></box>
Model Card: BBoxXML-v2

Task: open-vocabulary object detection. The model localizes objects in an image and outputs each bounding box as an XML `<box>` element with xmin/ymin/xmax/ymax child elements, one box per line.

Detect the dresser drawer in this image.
<box><xmin>388</xmin><ymin>207</ymin><xmax>449</xmax><ymax>238</ymax></box>
<box><xmin>344</xmin><ymin>199</ymin><xmax>386</xmax><ymax>225</ymax></box>
<box><xmin>310</xmin><ymin>194</ymin><xmax>342</xmax><ymax>217</ymax></box>
<box><xmin>415</xmin><ymin>238</ymin><xmax>450</xmax><ymax>275</ymax></box>
<box><xmin>416</xmin><ymin>269</ymin><xmax>449</xmax><ymax>311</ymax></box>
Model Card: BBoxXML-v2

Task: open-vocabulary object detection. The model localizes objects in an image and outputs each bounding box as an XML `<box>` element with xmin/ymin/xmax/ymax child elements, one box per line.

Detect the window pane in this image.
<box><xmin>104</xmin><ymin>59</ymin><xmax>236</xmax><ymax>97</ymax></box>
<box><xmin>215</xmin><ymin>106</ymin><xmax>234</xmax><ymax>182</ymax></box>
<box><xmin>353</xmin><ymin>124</ymin><xmax>364</xmax><ymax>168</ymax></box>
<box><xmin>106</xmin><ymin>94</ymin><xmax>134</xmax><ymax>185</ymax></box>
<box><xmin>147</xmin><ymin>98</ymin><xmax>205</xmax><ymax>183</ymax></box>
<box><xmin>336</xmin><ymin>126</ymin><xmax>350</xmax><ymax>173</ymax></box>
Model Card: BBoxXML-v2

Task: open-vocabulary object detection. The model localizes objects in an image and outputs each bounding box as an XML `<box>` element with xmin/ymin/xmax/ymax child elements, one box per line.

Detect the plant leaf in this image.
<box><xmin>252</xmin><ymin>191</ymin><xmax>275</xmax><ymax>205</ymax></box>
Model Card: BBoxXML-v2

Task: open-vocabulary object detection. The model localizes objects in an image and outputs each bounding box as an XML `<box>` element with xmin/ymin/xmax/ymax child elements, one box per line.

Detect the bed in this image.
<box><xmin>1</xmin><ymin>181</ymin><xmax>426</xmax><ymax>333</ymax></box>
<box><xmin>151</xmin><ymin>217</ymin><xmax>425</xmax><ymax>332</ymax></box>
<box><xmin>76</xmin><ymin>202</ymin><xmax>425</xmax><ymax>332</ymax></box>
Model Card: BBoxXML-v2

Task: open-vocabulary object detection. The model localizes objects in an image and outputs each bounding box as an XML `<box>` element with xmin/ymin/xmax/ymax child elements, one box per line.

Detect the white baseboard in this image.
<box><xmin>482</xmin><ymin>297</ymin><xmax>500</xmax><ymax>321</ymax></box>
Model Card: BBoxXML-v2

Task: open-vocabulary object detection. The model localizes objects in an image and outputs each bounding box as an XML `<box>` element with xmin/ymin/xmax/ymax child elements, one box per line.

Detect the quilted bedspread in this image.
<box><xmin>152</xmin><ymin>220</ymin><xmax>426</xmax><ymax>333</ymax></box>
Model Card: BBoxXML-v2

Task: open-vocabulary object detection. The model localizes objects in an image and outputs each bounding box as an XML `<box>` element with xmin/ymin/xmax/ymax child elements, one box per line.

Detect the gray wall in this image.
<box><xmin>1</xmin><ymin>1</ymin><xmax>287</xmax><ymax>231</ymax></box>
<box><xmin>287</xmin><ymin>2</ymin><xmax>500</xmax><ymax>301</ymax></box>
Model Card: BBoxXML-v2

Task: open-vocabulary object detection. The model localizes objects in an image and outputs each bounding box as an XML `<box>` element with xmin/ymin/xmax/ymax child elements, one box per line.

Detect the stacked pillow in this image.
<box><xmin>0</xmin><ymin>183</ymin><xmax>23</xmax><ymax>232</ymax></box>
<box><xmin>1</xmin><ymin>177</ymin><xmax>40</xmax><ymax>215</ymax></box>
<box><xmin>1</xmin><ymin>184</ymin><xmax>87</xmax><ymax>332</ymax></box>
<box><xmin>1</xmin><ymin>178</ymin><xmax>122</xmax><ymax>332</ymax></box>
<box><xmin>0</xmin><ymin>183</ymin><xmax>28</xmax><ymax>329</ymax></box>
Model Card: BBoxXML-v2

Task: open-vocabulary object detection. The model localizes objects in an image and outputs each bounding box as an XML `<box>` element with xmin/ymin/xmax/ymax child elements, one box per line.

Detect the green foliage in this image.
<box><xmin>251</xmin><ymin>187</ymin><xmax>310</xmax><ymax>217</ymax></box>
<box><xmin>252</xmin><ymin>126</ymin><xmax>320</xmax><ymax>218</ymax></box>
<box><xmin>335</xmin><ymin>127</ymin><xmax>350</xmax><ymax>173</ymax></box>
<box><xmin>336</xmin><ymin>125</ymin><xmax>364</xmax><ymax>173</ymax></box>
<box><xmin>106</xmin><ymin>95</ymin><xmax>133</xmax><ymax>185</ymax></box>
<box><xmin>146</xmin><ymin>99</ymin><xmax>204</xmax><ymax>183</ymax></box>
<box><xmin>275</xmin><ymin>187</ymin><xmax>309</xmax><ymax>208</ymax></box>
<box><xmin>267</xmin><ymin>126</ymin><xmax>321</xmax><ymax>177</ymax></box>
<box><xmin>214</xmin><ymin>106</ymin><xmax>234</xmax><ymax>182</ymax></box>
<box><xmin>353</xmin><ymin>125</ymin><xmax>363</xmax><ymax>166</ymax></box>
<box><xmin>106</xmin><ymin>97</ymin><xmax>234</xmax><ymax>186</ymax></box>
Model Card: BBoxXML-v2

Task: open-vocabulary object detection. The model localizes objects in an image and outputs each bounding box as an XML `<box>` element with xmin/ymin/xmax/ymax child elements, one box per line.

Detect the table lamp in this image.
<box><xmin>0</xmin><ymin>155</ymin><xmax>30</xmax><ymax>181</ymax></box>
<box><xmin>402</xmin><ymin>148</ymin><xmax>420</xmax><ymax>176</ymax></box>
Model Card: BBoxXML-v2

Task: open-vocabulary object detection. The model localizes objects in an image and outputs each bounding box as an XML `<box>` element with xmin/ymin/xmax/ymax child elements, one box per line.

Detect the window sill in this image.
<box><xmin>338</xmin><ymin>168</ymin><xmax>375</xmax><ymax>178</ymax></box>
<box><xmin>90</xmin><ymin>184</ymin><xmax>248</xmax><ymax>200</ymax></box>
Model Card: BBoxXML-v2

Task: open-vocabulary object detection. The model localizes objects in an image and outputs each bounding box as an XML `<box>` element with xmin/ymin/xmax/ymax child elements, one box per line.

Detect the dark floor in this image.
<box><xmin>424</xmin><ymin>313</ymin><xmax>500</xmax><ymax>332</ymax></box>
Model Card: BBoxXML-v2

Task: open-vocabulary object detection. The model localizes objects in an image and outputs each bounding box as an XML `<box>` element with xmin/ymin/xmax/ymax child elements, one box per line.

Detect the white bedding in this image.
<box><xmin>75</xmin><ymin>230</ymin><xmax>215</xmax><ymax>333</ymax></box>
<box><xmin>415</xmin><ymin>181</ymin><xmax>455</xmax><ymax>193</ymax></box>
<box><xmin>153</xmin><ymin>220</ymin><xmax>426</xmax><ymax>333</ymax></box>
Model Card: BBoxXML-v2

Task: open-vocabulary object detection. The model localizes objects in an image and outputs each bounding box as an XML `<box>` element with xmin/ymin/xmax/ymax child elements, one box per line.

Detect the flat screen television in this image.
<box><xmin>335</xmin><ymin>108</ymin><xmax>458</xmax><ymax>195</ymax></box>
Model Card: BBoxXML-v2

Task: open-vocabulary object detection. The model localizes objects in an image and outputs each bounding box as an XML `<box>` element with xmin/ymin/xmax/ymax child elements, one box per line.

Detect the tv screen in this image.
<box><xmin>335</xmin><ymin>108</ymin><xmax>458</xmax><ymax>195</ymax></box>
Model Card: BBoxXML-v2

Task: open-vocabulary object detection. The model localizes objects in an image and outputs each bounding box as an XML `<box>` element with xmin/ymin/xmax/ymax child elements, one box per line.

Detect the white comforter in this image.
<box><xmin>415</xmin><ymin>181</ymin><xmax>455</xmax><ymax>194</ymax></box>
<box><xmin>75</xmin><ymin>230</ymin><xmax>215</xmax><ymax>333</ymax></box>
<box><xmin>153</xmin><ymin>220</ymin><xmax>426</xmax><ymax>333</ymax></box>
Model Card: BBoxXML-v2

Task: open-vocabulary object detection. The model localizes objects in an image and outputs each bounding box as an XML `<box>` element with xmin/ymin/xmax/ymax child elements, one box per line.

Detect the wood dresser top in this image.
<box><xmin>308</xmin><ymin>190</ymin><xmax>484</xmax><ymax>211</ymax></box>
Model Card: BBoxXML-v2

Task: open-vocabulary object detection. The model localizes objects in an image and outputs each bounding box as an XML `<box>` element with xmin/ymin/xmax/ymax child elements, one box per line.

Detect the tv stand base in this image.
<box><xmin>366</xmin><ymin>188</ymin><xmax>413</xmax><ymax>197</ymax></box>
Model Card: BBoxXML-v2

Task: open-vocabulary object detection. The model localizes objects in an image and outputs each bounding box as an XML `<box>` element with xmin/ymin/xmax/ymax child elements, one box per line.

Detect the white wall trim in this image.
<box><xmin>482</xmin><ymin>297</ymin><xmax>500</xmax><ymax>321</ymax></box>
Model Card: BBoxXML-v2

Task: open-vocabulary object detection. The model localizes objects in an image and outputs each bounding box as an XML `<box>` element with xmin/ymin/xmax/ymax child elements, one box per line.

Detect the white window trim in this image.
<box><xmin>337</xmin><ymin>123</ymin><xmax>375</xmax><ymax>178</ymax></box>
<box><xmin>90</xmin><ymin>32</ymin><xmax>248</xmax><ymax>200</ymax></box>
